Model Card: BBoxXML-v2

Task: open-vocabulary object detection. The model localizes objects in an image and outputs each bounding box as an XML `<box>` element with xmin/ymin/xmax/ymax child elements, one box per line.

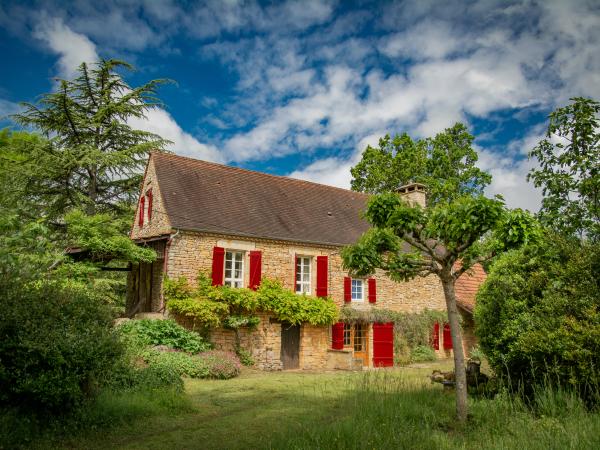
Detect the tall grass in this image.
<box><xmin>268</xmin><ymin>370</ymin><xmax>600</xmax><ymax>450</ymax></box>
<box><xmin>0</xmin><ymin>386</ymin><xmax>191</xmax><ymax>449</ymax></box>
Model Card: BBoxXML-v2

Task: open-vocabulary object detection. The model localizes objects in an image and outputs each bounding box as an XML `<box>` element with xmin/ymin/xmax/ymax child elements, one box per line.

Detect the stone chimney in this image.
<box><xmin>397</xmin><ymin>182</ymin><xmax>427</xmax><ymax>208</ymax></box>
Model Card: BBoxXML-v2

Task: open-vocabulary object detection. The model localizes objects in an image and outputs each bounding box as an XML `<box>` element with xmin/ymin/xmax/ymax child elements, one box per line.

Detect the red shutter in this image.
<box><xmin>293</xmin><ymin>254</ymin><xmax>298</xmax><ymax>293</ymax></box>
<box><xmin>211</xmin><ymin>246</ymin><xmax>225</xmax><ymax>286</ymax></box>
<box><xmin>316</xmin><ymin>256</ymin><xmax>328</xmax><ymax>297</ymax></box>
<box><xmin>432</xmin><ymin>322</ymin><xmax>440</xmax><ymax>350</ymax></box>
<box><xmin>138</xmin><ymin>196</ymin><xmax>145</xmax><ymax>227</ymax></box>
<box><xmin>343</xmin><ymin>277</ymin><xmax>351</xmax><ymax>303</ymax></box>
<box><xmin>147</xmin><ymin>189</ymin><xmax>153</xmax><ymax>220</ymax></box>
<box><xmin>332</xmin><ymin>322</ymin><xmax>344</xmax><ymax>350</ymax></box>
<box><xmin>249</xmin><ymin>251</ymin><xmax>262</xmax><ymax>290</ymax></box>
<box><xmin>368</xmin><ymin>278</ymin><xmax>377</xmax><ymax>303</ymax></box>
<box><xmin>373</xmin><ymin>322</ymin><xmax>394</xmax><ymax>367</ymax></box>
<box><xmin>443</xmin><ymin>323</ymin><xmax>453</xmax><ymax>350</ymax></box>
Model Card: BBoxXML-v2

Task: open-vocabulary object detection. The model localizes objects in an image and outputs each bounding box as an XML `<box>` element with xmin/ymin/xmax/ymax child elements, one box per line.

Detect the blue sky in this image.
<box><xmin>1</xmin><ymin>0</ymin><xmax>599</xmax><ymax>211</ymax></box>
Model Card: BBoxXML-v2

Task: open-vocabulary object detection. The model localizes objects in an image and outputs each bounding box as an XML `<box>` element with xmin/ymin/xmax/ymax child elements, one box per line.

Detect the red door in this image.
<box><xmin>373</xmin><ymin>322</ymin><xmax>394</xmax><ymax>367</ymax></box>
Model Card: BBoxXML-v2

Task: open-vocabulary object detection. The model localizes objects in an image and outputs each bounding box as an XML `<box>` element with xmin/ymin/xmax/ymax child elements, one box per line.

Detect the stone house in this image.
<box><xmin>128</xmin><ymin>152</ymin><xmax>484</xmax><ymax>370</ymax></box>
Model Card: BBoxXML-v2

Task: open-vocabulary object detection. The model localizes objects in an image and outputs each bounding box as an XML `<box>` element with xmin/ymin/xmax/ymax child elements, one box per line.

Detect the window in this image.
<box><xmin>343</xmin><ymin>323</ymin><xmax>351</xmax><ymax>346</ymax></box>
<box><xmin>224</xmin><ymin>251</ymin><xmax>244</xmax><ymax>288</ymax></box>
<box><xmin>354</xmin><ymin>324</ymin><xmax>366</xmax><ymax>352</ymax></box>
<box><xmin>295</xmin><ymin>256</ymin><xmax>311</xmax><ymax>294</ymax></box>
<box><xmin>351</xmin><ymin>279</ymin><xmax>364</xmax><ymax>302</ymax></box>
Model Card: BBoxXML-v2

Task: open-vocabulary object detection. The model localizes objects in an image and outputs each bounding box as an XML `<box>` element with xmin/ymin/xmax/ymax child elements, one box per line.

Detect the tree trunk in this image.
<box><xmin>441</xmin><ymin>274</ymin><xmax>468</xmax><ymax>422</ymax></box>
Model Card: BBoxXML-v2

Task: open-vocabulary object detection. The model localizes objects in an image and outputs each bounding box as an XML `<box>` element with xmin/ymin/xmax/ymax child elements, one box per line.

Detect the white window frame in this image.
<box><xmin>351</xmin><ymin>278</ymin><xmax>364</xmax><ymax>302</ymax></box>
<box><xmin>224</xmin><ymin>250</ymin><xmax>244</xmax><ymax>288</ymax></box>
<box><xmin>144</xmin><ymin>191</ymin><xmax>151</xmax><ymax>223</ymax></box>
<box><xmin>295</xmin><ymin>256</ymin><xmax>311</xmax><ymax>294</ymax></box>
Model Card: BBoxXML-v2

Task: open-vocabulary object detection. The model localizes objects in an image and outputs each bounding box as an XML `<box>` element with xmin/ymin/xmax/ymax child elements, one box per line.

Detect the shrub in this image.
<box><xmin>410</xmin><ymin>345</ymin><xmax>437</xmax><ymax>363</ymax></box>
<box><xmin>143</xmin><ymin>349</ymin><xmax>241</xmax><ymax>379</ymax></box>
<box><xmin>117</xmin><ymin>319</ymin><xmax>211</xmax><ymax>354</ymax></box>
<box><xmin>195</xmin><ymin>351</ymin><xmax>242</xmax><ymax>379</ymax></box>
<box><xmin>0</xmin><ymin>275</ymin><xmax>123</xmax><ymax>412</ymax></box>
<box><xmin>475</xmin><ymin>235</ymin><xmax>600</xmax><ymax>401</ymax></box>
<box><xmin>235</xmin><ymin>347</ymin><xmax>256</xmax><ymax>367</ymax></box>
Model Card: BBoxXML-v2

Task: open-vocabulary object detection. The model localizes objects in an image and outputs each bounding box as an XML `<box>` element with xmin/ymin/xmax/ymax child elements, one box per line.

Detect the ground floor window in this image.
<box><xmin>343</xmin><ymin>323</ymin><xmax>351</xmax><ymax>346</ymax></box>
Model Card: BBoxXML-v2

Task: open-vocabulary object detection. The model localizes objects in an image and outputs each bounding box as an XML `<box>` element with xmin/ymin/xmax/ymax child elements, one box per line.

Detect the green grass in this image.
<box><xmin>14</xmin><ymin>361</ymin><xmax>600</xmax><ymax>449</ymax></box>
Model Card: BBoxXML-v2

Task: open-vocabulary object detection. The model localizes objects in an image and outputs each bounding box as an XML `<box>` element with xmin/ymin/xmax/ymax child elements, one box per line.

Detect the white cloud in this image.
<box><xmin>288</xmin><ymin>133</ymin><xmax>382</xmax><ymax>189</ymax></box>
<box><xmin>34</xmin><ymin>16</ymin><xmax>98</xmax><ymax>78</ymax></box>
<box><xmin>32</xmin><ymin>16</ymin><xmax>223</xmax><ymax>163</ymax></box>
<box><xmin>0</xmin><ymin>99</ymin><xmax>22</xmax><ymax>118</ymax></box>
<box><xmin>128</xmin><ymin>108</ymin><xmax>224</xmax><ymax>163</ymax></box>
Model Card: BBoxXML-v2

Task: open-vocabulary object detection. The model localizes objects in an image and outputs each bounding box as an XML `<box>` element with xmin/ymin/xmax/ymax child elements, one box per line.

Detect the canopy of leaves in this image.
<box><xmin>11</xmin><ymin>59</ymin><xmax>171</xmax><ymax>219</ymax></box>
<box><xmin>350</xmin><ymin>123</ymin><xmax>491</xmax><ymax>205</ymax></box>
<box><xmin>528</xmin><ymin>97</ymin><xmax>600</xmax><ymax>241</ymax></box>
<box><xmin>342</xmin><ymin>191</ymin><xmax>539</xmax><ymax>282</ymax></box>
<box><xmin>165</xmin><ymin>273</ymin><xmax>338</xmax><ymax>328</ymax></box>
<box><xmin>475</xmin><ymin>235</ymin><xmax>600</xmax><ymax>401</ymax></box>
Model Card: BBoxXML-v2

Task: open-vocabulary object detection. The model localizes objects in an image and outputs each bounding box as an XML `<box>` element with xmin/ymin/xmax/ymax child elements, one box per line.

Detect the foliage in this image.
<box><xmin>11</xmin><ymin>59</ymin><xmax>171</xmax><ymax>219</ymax></box>
<box><xmin>235</xmin><ymin>347</ymin><xmax>256</xmax><ymax>367</ymax></box>
<box><xmin>168</xmin><ymin>297</ymin><xmax>230</xmax><ymax>328</ymax></box>
<box><xmin>475</xmin><ymin>234</ymin><xmax>600</xmax><ymax>400</ymax></box>
<box><xmin>141</xmin><ymin>349</ymin><xmax>241</xmax><ymax>380</ymax></box>
<box><xmin>65</xmin><ymin>210</ymin><xmax>156</xmax><ymax>263</ymax></box>
<box><xmin>224</xmin><ymin>314</ymin><xmax>261</xmax><ymax>330</ymax></box>
<box><xmin>257</xmin><ymin>279</ymin><xmax>338</xmax><ymax>326</ymax></box>
<box><xmin>528</xmin><ymin>97</ymin><xmax>600</xmax><ymax>241</ymax></box>
<box><xmin>410</xmin><ymin>345</ymin><xmax>438</xmax><ymax>363</ymax></box>
<box><xmin>117</xmin><ymin>319</ymin><xmax>212</xmax><ymax>354</ymax></box>
<box><xmin>350</xmin><ymin>123</ymin><xmax>491</xmax><ymax>204</ymax></box>
<box><xmin>0</xmin><ymin>270</ymin><xmax>123</xmax><ymax>412</ymax></box>
<box><xmin>194</xmin><ymin>351</ymin><xmax>242</xmax><ymax>379</ymax></box>
<box><xmin>165</xmin><ymin>273</ymin><xmax>338</xmax><ymax>328</ymax></box>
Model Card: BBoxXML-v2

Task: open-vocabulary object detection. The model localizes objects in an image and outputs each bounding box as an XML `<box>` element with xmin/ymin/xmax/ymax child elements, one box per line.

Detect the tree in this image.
<box><xmin>11</xmin><ymin>59</ymin><xmax>171</xmax><ymax>221</ymax></box>
<box><xmin>350</xmin><ymin>123</ymin><xmax>491</xmax><ymax>204</ymax></box>
<box><xmin>475</xmin><ymin>234</ymin><xmax>600</xmax><ymax>402</ymax></box>
<box><xmin>528</xmin><ymin>97</ymin><xmax>600</xmax><ymax>241</ymax></box>
<box><xmin>343</xmin><ymin>130</ymin><xmax>538</xmax><ymax>421</ymax></box>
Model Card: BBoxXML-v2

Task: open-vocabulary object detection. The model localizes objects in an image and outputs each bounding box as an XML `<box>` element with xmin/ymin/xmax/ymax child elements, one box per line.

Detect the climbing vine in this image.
<box><xmin>165</xmin><ymin>272</ymin><xmax>338</xmax><ymax>330</ymax></box>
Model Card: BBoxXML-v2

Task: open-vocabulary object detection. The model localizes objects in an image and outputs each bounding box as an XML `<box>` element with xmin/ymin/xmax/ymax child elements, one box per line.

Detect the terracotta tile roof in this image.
<box><xmin>454</xmin><ymin>263</ymin><xmax>487</xmax><ymax>313</ymax></box>
<box><xmin>151</xmin><ymin>153</ymin><xmax>371</xmax><ymax>246</ymax></box>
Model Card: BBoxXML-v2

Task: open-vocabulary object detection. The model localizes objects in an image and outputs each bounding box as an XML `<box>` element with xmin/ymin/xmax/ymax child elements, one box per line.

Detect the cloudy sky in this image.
<box><xmin>1</xmin><ymin>0</ymin><xmax>599</xmax><ymax>211</ymax></box>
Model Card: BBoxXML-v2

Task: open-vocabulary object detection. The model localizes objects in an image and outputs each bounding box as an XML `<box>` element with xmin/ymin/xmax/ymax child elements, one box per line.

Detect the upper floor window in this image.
<box><xmin>295</xmin><ymin>256</ymin><xmax>311</xmax><ymax>294</ymax></box>
<box><xmin>224</xmin><ymin>251</ymin><xmax>244</xmax><ymax>288</ymax></box>
<box><xmin>351</xmin><ymin>279</ymin><xmax>364</xmax><ymax>302</ymax></box>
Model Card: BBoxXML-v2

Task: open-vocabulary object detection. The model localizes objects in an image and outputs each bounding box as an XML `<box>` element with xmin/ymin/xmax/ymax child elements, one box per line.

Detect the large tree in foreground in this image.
<box><xmin>11</xmin><ymin>59</ymin><xmax>171</xmax><ymax>221</ymax></box>
<box><xmin>343</xmin><ymin>126</ymin><xmax>538</xmax><ymax>422</ymax></box>
<box><xmin>528</xmin><ymin>97</ymin><xmax>599</xmax><ymax>241</ymax></box>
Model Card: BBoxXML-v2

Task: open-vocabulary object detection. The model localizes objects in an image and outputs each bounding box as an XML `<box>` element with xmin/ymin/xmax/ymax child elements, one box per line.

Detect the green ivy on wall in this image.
<box><xmin>165</xmin><ymin>273</ymin><xmax>338</xmax><ymax>330</ymax></box>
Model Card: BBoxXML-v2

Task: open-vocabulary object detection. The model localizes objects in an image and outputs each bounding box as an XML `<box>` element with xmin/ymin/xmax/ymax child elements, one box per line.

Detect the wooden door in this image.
<box><xmin>281</xmin><ymin>323</ymin><xmax>300</xmax><ymax>369</ymax></box>
<box><xmin>353</xmin><ymin>323</ymin><xmax>369</xmax><ymax>367</ymax></box>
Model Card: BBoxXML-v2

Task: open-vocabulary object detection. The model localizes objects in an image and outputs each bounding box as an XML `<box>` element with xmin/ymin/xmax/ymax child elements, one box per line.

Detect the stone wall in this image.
<box><xmin>130</xmin><ymin>155</ymin><xmax>172</xmax><ymax>240</ymax></box>
<box><xmin>209</xmin><ymin>312</ymin><xmax>283</xmax><ymax>370</ymax></box>
<box><xmin>165</xmin><ymin>230</ymin><xmax>447</xmax><ymax>313</ymax></box>
<box><xmin>162</xmin><ymin>230</ymin><xmax>471</xmax><ymax>369</ymax></box>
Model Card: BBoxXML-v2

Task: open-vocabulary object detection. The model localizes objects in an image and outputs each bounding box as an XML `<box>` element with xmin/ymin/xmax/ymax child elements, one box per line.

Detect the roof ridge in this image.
<box><xmin>151</xmin><ymin>151</ymin><xmax>370</xmax><ymax>198</ymax></box>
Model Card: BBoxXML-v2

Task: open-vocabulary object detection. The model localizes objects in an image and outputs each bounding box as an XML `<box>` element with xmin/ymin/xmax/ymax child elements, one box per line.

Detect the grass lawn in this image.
<box><xmin>42</xmin><ymin>360</ymin><xmax>600</xmax><ymax>449</ymax></box>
